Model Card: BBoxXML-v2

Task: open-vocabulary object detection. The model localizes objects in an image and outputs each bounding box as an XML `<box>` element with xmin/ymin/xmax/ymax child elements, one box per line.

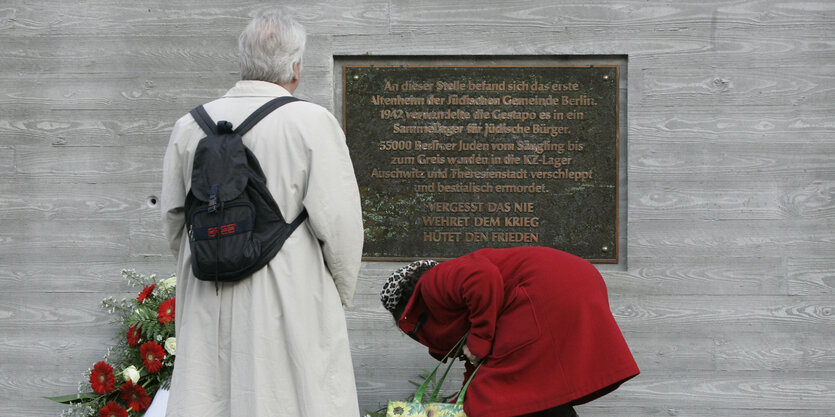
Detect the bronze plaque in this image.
<box><xmin>343</xmin><ymin>65</ymin><xmax>619</xmax><ymax>262</ymax></box>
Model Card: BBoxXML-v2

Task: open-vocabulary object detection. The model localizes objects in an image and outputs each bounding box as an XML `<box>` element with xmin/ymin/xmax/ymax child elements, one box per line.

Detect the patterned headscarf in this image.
<box><xmin>380</xmin><ymin>260</ymin><xmax>439</xmax><ymax>313</ymax></box>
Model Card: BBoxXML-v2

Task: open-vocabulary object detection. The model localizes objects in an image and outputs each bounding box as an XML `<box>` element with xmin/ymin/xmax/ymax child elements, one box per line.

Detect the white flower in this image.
<box><xmin>159</xmin><ymin>275</ymin><xmax>177</xmax><ymax>291</ymax></box>
<box><xmin>165</xmin><ymin>337</ymin><xmax>177</xmax><ymax>355</ymax></box>
<box><xmin>123</xmin><ymin>365</ymin><xmax>140</xmax><ymax>384</ymax></box>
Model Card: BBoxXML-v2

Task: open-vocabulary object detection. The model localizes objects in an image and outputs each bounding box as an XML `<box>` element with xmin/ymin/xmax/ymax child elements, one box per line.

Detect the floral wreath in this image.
<box><xmin>47</xmin><ymin>270</ymin><xmax>176</xmax><ymax>417</ymax></box>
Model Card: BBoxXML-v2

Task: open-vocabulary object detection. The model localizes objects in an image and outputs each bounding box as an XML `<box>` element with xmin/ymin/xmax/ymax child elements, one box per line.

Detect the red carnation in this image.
<box><xmin>99</xmin><ymin>401</ymin><xmax>128</xmax><ymax>417</ymax></box>
<box><xmin>157</xmin><ymin>297</ymin><xmax>175</xmax><ymax>324</ymax></box>
<box><xmin>126</xmin><ymin>326</ymin><xmax>141</xmax><ymax>347</ymax></box>
<box><xmin>137</xmin><ymin>284</ymin><xmax>155</xmax><ymax>303</ymax></box>
<box><xmin>140</xmin><ymin>341</ymin><xmax>166</xmax><ymax>373</ymax></box>
<box><xmin>119</xmin><ymin>381</ymin><xmax>151</xmax><ymax>411</ymax></box>
<box><xmin>89</xmin><ymin>361</ymin><xmax>116</xmax><ymax>394</ymax></box>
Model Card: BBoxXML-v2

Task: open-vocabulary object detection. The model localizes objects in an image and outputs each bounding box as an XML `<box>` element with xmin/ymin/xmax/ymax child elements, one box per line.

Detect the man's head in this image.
<box><xmin>238</xmin><ymin>10</ymin><xmax>306</xmax><ymax>89</ymax></box>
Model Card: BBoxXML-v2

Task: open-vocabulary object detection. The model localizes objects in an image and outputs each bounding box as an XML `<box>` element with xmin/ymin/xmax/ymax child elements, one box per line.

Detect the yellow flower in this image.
<box><xmin>424</xmin><ymin>403</ymin><xmax>466</xmax><ymax>417</ymax></box>
<box><xmin>388</xmin><ymin>401</ymin><xmax>428</xmax><ymax>416</ymax></box>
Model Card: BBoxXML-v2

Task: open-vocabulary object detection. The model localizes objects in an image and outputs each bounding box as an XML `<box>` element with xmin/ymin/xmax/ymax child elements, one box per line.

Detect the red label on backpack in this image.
<box><xmin>208</xmin><ymin>223</ymin><xmax>237</xmax><ymax>238</ymax></box>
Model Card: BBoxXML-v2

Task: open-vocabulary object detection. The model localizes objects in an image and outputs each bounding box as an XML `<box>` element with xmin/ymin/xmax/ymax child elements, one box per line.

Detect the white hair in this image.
<box><xmin>238</xmin><ymin>10</ymin><xmax>306</xmax><ymax>84</ymax></box>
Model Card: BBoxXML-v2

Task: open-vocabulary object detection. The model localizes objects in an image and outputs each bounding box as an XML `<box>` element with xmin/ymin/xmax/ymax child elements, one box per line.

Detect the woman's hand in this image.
<box><xmin>462</xmin><ymin>344</ymin><xmax>481</xmax><ymax>365</ymax></box>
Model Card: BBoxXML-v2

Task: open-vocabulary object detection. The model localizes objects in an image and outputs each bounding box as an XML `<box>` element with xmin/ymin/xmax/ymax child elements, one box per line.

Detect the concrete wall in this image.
<box><xmin>2</xmin><ymin>1</ymin><xmax>833</xmax><ymax>415</ymax></box>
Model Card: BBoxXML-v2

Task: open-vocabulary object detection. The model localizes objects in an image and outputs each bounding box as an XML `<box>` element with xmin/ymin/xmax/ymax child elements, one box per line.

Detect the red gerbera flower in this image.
<box><xmin>99</xmin><ymin>401</ymin><xmax>128</xmax><ymax>417</ymax></box>
<box><xmin>119</xmin><ymin>381</ymin><xmax>151</xmax><ymax>411</ymax></box>
<box><xmin>157</xmin><ymin>297</ymin><xmax>175</xmax><ymax>324</ymax></box>
<box><xmin>89</xmin><ymin>361</ymin><xmax>116</xmax><ymax>394</ymax></box>
<box><xmin>140</xmin><ymin>341</ymin><xmax>166</xmax><ymax>373</ymax></box>
<box><xmin>136</xmin><ymin>284</ymin><xmax>155</xmax><ymax>303</ymax></box>
<box><xmin>126</xmin><ymin>326</ymin><xmax>141</xmax><ymax>347</ymax></box>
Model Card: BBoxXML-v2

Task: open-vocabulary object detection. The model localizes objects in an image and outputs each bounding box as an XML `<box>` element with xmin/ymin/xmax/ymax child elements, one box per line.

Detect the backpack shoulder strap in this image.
<box><xmin>235</xmin><ymin>96</ymin><xmax>302</xmax><ymax>135</ymax></box>
<box><xmin>189</xmin><ymin>105</ymin><xmax>218</xmax><ymax>135</ymax></box>
<box><xmin>189</xmin><ymin>96</ymin><xmax>302</xmax><ymax>136</ymax></box>
<box><xmin>290</xmin><ymin>208</ymin><xmax>308</xmax><ymax>230</ymax></box>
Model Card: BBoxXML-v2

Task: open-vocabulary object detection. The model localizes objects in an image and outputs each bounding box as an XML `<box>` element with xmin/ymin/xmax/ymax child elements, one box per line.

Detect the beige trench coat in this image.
<box><xmin>161</xmin><ymin>81</ymin><xmax>363</xmax><ymax>417</ymax></box>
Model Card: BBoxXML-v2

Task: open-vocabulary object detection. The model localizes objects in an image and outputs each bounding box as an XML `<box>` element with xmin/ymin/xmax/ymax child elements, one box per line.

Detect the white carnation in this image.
<box><xmin>159</xmin><ymin>275</ymin><xmax>177</xmax><ymax>291</ymax></box>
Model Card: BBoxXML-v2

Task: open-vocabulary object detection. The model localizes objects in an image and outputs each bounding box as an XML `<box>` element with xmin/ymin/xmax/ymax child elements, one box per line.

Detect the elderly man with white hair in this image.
<box><xmin>161</xmin><ymin>10</ymin><xmax>363</xmax><ymax>417</ymax></box>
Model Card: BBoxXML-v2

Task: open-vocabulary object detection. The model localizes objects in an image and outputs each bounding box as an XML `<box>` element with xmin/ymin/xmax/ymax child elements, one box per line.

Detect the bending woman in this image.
<box><xmin>380</xmin><ymin>246</ymin><xmax>639</xmax><ymax>417</ymax></box>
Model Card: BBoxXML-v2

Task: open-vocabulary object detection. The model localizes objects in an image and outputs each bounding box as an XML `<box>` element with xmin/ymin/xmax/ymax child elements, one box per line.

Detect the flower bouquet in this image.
<box><xmin>47</xmin><ymin>270</ymin><xmax>176</xmax><ymax>417</ymax></box>
<box><xmin>366</xmin><ymin>335</ymin><xmax>477</xmax><ymax>417</ymax></box>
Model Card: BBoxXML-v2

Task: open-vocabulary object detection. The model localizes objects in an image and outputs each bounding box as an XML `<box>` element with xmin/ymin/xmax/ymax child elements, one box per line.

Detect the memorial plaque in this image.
<box><xmin>343</xmin><ymin>64</ymin><xmax>619</xmax><ymax>262</ymax></box>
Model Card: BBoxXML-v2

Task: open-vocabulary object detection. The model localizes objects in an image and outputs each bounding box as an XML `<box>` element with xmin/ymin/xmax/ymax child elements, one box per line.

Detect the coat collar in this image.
<box><xmin>223</xmin><ymin>80</ymin><xmax>293</xmax><ymax>98</ymax></box>
<box><xmin>397</xmin><ymin>303</ymin><xmax>423</xmax><ymax>337</ymax></box>
<box><xmin>397</xmin><ymin>284</ymin><xmax>427</xmax><ymax>339</ymax></box>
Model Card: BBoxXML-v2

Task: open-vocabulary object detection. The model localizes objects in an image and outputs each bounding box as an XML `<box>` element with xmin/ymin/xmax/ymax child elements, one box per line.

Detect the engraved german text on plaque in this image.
<box><xmin>343</xmin><ymin>65</ymin><xmax>619</xmax><ymax>262</ymax></box>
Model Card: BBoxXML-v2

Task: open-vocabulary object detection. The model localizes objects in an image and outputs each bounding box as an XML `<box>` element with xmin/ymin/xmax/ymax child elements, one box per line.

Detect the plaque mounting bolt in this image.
<box><xmin>603</xmin><ymin>75</ymin><xmax>610</xmax><ymax>80</ymax></box>
<box><xmin>353</xmin><ymin>75</ymin><xmax>359</xmax><ymax>80</ymax></box>
<box><xmin>601</xmin><ymin>246</ymin><xmax>609</xmax><ymax>253</ymax></box>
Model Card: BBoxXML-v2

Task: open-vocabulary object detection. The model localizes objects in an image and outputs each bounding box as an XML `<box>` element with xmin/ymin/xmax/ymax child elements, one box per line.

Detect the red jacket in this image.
<box><xmin>398</xmin><ymin>247</ymin><xmax>639</xmax><ymax>417</ymax></box>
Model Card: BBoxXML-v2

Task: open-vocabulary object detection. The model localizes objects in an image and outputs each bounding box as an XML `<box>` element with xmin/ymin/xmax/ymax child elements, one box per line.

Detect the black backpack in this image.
<box><xmin>185</xmin><ymin>96</ymin><xmax>307</xmax><ymax>285</ymax></box>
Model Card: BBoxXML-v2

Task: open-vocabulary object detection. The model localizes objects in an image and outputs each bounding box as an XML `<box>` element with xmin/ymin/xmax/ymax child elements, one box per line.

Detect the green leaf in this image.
<box><xmin>44</xmin><ymin>392</ymin><xmax>99</xmax><ymax>404</ymax></box>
